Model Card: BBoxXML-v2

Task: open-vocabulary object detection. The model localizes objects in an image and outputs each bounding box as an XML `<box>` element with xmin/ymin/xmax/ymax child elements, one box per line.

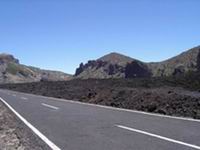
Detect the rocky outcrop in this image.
<box><xmin>0</xmin><ymin>54</ymin><xmax>19</xmax><ymax>64</ymax></box>
<box><xmin>197</xmin><ymin>48</ymin><xmax>200</xmax><ymax>71</ymax></box>
<box><xmin>75</xmin><ymin>60</ymin><xmax>125</xmax><ymax>79</ymax></box>
<box><xmin>125</xmin><ymin>61</ymin><xmax>151</xmax><ymax>78</ymax></box>
<box><xmin>75</xmin><ymin>53</ymin><xmax>136</xmax><ymax>79</ymax></box>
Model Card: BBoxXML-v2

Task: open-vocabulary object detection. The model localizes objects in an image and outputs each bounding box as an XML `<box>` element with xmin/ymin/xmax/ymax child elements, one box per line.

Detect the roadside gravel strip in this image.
<box><xmin>0</xmin><ymin>100</ymin><xmax>50</xmax><ymax>150</ymax></box>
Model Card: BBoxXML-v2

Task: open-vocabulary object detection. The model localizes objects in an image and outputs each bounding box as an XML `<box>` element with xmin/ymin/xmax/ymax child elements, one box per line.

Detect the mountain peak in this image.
<box><xmin>98</xmin><ymin>52</ymin><xmax>134</xmax><ymax>66</ymax></box>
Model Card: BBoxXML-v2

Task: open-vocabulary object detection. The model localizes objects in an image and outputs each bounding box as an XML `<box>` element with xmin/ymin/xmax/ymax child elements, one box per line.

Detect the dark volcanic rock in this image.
<box><xmin>196</xmin><ymin>48</ymin><xmax>200</xmax><ymax>71</ymax></box>
<box><xmin>172</xmin><ymin>65</ymin><xmax>185</xmax><ymax>76</ymax></box>
<box><xmin>125</xmin><ymin>61</ymin><xmax>152</xmax><ymax>78</ymax></box>
<box><xmin>1</xmin><ymin>78</ymin><xmax>200</xmax><ymax>119</ymax></box>
<box><xmin>75</xmin><ymin>63</ymin><xmax>84</xmax><ymax>76</ymax></box>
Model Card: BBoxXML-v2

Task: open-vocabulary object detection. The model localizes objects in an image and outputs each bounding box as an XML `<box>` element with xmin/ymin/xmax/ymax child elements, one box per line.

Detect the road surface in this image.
<box><xmin>0</xmin><ymin>89</ymin><xmax>200</xmax><ymax>150</ymax></box>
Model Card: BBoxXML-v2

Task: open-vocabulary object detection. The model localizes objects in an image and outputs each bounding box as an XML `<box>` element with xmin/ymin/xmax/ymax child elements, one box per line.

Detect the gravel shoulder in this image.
<box><xmin>0</xmin><ymin>100</ymin><xmax>50</xmax><ymax>150</ymax></box>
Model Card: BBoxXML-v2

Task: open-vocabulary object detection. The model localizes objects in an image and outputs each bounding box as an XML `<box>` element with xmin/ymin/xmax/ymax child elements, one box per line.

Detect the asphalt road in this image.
<box><xmin>0</xmin><ymin>89</ymin><xmax>200</xmax><ymax>150</ymax></box>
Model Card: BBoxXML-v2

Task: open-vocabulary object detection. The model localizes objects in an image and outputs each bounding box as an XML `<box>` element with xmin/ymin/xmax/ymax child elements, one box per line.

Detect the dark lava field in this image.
<box><xmin>1</xmin><ymin>72</ymin><xmax>200</xmax><ymax>119</ymax></box>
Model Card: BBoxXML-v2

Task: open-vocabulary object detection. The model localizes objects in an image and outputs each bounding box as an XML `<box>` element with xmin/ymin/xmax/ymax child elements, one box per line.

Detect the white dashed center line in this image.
<box><xmin>42</xmin><ymin>103</ymin><xmax>59</xmax><ymax>110</ymax></box>
<box><xmin>116</xmin><ymin>125</ymin><xmax>200</xmax><ymax>150</ymax></box>
<box><xmin>21</xmin><ymin>97</ymin><xmax>28</xmax><ymax>100</ymax></box>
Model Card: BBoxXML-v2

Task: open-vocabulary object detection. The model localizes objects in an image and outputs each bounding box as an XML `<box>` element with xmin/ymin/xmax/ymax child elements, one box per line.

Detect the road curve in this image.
<box><xmin>0</xmin><ymin>89</ymin><xmax>200</xmax><ymax>150</ymax></box>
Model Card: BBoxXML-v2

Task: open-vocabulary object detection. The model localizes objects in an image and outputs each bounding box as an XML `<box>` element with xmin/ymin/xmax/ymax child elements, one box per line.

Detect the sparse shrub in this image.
<box><xmin>6</xmin><ymin>63</ymin><xmax>19</xmax><ymax>75</ymax></box>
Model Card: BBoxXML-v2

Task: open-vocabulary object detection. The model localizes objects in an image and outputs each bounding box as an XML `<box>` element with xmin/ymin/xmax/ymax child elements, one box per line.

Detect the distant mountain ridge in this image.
<box><xmin>75</xmin><ymin>46</ymin><xmax>200</xmax><ymax>79</ymax></box>
<box><xmin>0</xmin><ymin>53</ymin><xmax>72</xmax><ymax>83</ymax></box>
<box><xmin>1</xmin><ymin>45</ymin><xmax>199</xmax><ymax>83</ymax></box>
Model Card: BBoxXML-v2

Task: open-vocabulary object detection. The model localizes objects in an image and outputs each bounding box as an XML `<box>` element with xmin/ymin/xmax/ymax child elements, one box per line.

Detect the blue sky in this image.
<box><xmin>0</xmin><ymin>0</ymin><xmax>200</xmax><ymax>74</ymax></box>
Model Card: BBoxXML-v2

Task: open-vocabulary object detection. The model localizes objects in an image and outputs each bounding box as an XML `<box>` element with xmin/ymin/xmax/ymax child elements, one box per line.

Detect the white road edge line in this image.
<box><xmin>46</xmin><ymin>97</ymin><xmax>200</xmax><ymax>123</ymax></box>
<box><xmin>116</xmin><ymin>125</ymin><xmax>200</xmax><ymax>150</ymax></box>
<box><xmin>0</xmin><ymin>97</ymin><xmax>61</xmax><ymax>150</ymax></box>
<box><xmin>1</xmin><ymin>89</ymin><xmax>200</xmax><ymax>123</ymax></box>
<box><xmin>42</xmin><ymin>103</ymin><xmax>59</xmax><ymax>110</ymax></box>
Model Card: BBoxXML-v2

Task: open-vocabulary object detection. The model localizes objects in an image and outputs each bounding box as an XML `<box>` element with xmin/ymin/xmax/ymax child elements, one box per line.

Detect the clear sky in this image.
<box><xmin>0</xmin><ymin>0</ymin><xmax>200</xmax><ymax>74</ymax></box>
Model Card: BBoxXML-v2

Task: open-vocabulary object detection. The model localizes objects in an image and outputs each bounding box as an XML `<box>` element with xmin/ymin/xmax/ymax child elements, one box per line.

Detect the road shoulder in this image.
<box><xmin>0</xmin><ymin>99</ymin><xmax>50</xmax><ymax>150</ymax></box>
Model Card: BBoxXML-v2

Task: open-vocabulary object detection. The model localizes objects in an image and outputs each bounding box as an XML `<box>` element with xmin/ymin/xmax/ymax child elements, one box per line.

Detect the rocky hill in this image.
<box><xmin>75</xmin><ymin>46</ymin><xmax>200</xmax><ymax>79</ymax></box>
<box><xmin>75</xmin><ymin>52</ymin><xmax>151</xmax><ymax>79</ymax></box>
<box><xmin>0</xmin><ymin>53</ymin><xmax>72</xmax><ymax>83</ymax></box>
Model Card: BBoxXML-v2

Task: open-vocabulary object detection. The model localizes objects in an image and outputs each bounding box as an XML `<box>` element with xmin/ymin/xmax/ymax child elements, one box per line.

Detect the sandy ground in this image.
<box><xmin>0</xmin><ymin>100</ymin><xmax>50</xmax><ymax>150</ymax></box>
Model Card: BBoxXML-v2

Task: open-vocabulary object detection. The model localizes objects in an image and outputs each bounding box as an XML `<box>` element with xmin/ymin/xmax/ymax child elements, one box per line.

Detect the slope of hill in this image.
<box><xmin>0</xmin><ymin>53</ymin><xmax>72</xmax><ymax>83</ymax></box>
<box><xmin>148</xmin><ymin>46</ymin><xmax>200</xmax><ymax>76</ymax></box>
<box><xmin>75</xmin><ymin>46</ymin><xmax>200</xmax><ymax>79</ymax></box>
